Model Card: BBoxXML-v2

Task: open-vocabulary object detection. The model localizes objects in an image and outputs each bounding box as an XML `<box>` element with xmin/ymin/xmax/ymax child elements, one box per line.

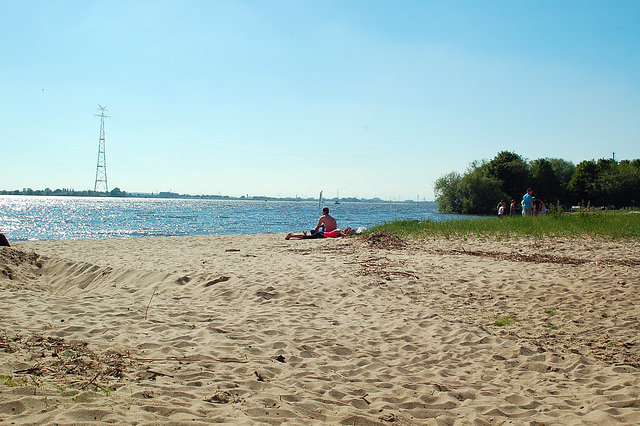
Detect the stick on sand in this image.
<box><xmin>145</xmin><ymin>287</ymin><xmax>157</xmax><ymax>321</ymax></box>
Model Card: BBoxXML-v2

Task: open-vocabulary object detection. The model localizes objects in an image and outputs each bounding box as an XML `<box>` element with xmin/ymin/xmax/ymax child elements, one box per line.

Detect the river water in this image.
<box><xmin>0</xmin><ymin>196</ymin><xmax>459</xmax><ymax>241</ymax></box>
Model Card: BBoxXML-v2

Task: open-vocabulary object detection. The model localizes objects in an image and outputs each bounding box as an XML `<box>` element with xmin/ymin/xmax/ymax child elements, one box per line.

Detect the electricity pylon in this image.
<box><xmin>94</xmin><ymin>105</ymin><xmax>109</xmax><ymax>193</ymax></box>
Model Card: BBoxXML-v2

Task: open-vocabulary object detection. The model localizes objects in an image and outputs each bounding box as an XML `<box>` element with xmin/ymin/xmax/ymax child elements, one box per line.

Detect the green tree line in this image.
<box><xmin>434</xmin><ymin>151</ymin><xmax>640</xmax><ymax>214</ymax></box>
<box><xmin>0</xmin><ymin>187</ymin><xmax>127</xmax><ymax>197</ymax></box>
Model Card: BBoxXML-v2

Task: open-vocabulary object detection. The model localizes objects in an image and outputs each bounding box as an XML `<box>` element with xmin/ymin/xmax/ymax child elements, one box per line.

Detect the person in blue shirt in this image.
<box><xmin>522</xmin><ymin>188</ymin><xmax>534</xmax><ymax>216</ymax></box>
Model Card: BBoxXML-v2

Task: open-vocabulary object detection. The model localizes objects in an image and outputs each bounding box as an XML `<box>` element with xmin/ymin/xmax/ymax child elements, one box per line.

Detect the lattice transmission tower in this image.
<box><xmin>94</xmin><ymin>105</ymin><xmax>110</xmax><ymax>193</ymax></box>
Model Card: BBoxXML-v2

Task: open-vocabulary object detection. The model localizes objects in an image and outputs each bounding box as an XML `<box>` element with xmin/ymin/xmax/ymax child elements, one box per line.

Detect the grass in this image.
<box><xmin>493</xmin><ymin>314</ymin><xmax>518</xmax><ymax>327</ymax></box>
<box><xmin>0</xmin><ymin>374</ymin><xmax>112</xmax><ymax>401</ymax></box>
<box><xmin>366</xmin><ymin>209</ymin><xmax>640</xmax><ymax>240</ymax></box>
<box><xmin>0</xmin><ymin>375</ymin><xmax>28</xmax><ymax>387</ymax></box>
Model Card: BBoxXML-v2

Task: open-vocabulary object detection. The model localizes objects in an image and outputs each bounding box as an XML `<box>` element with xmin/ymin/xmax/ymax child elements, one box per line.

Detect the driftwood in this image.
<box><xmin>431</xmin><ymin>248</ymin><xmax>640</xmax><ymax>267</ymax></box>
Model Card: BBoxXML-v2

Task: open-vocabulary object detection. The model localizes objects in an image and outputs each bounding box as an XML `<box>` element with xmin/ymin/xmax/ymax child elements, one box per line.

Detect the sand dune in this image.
<box><xmin>1</xmin><ymin>234</ymin><xmax>639</xmax><ymax>424</ymax></box>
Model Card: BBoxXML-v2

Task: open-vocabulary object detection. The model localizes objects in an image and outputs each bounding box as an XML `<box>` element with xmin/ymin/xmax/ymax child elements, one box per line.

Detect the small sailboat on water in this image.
<box><xmin>335</xmin><ymin>190</ymin><xmax>340</xmax><ymax>205</ymax></box>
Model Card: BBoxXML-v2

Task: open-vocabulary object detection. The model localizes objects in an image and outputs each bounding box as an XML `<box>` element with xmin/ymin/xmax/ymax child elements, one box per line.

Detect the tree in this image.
<box><xmin>109</xmin><ymin>187</ymin><xmax>127</xmax><ymax>197</ymax></box>
<box><xmin>596</xmin><ymin>159</ymin><xmax>640</xmax><ymax>208</ymax></box>
<box><xmin>435</xmin><ymin>152</ymin><xmax>639</xmax><ymax>213</ymax></box>
<box><xmin>548</xmin><ymin>158</ymin><xmax>576</xmax><ymax>187</ymax></box>
<box><xmin>530</xmin><ymin>158</ymin><xmax>563</xmax><ymax>206</ymax></box>
<box><xmin>568</xmin><ymin>158</ymin><xmax>639</xmax><ymax>207</ymax></box>
<box><xmin>616</xmin><ymin>160</ymin><xmax>640</xmax><ymax>206</ymax></box>
<box><xmin>434</xmin><ymin>171</ymin><xmax>463</xmax><ymax>213</ymax></box>
<box><xmin>548</xmin><ymin>158</ymin><xmax>576</xmax><ymax>205</ymax></box>
<box><xmin>459</xmin><ymin>168</ymin><xmax>507</xmax><ymax>214</ymax></box>
<box><xmin>435</xmin><ymin>157</ymin><xmax>511</xmax><ymax>214</ymax></box>
<box><xmin>485</xmin><ymin>151</ymin><xmax>531</xmax><ymax>201</ymax></box>
<box><xmin>595</xmin><ymin>159</ymin><xmax>619</xmax><ymax>207</ymax></box>
<box><xmin>568</xmin><ymin>160</ymin><xmax>599</xmax><ymax>206</ymax></box>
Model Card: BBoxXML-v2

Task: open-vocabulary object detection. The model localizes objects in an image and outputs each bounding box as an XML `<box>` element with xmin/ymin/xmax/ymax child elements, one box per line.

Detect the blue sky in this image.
<box><xmin>1</xmin><ymin>0</ymin><xmax>639</xmax><ymax>200</ymax></box>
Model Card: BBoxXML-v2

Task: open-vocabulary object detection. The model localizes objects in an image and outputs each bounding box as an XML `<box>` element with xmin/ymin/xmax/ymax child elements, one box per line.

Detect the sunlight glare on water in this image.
<box><xmin>0</xmin><ymin>196</ymin><xmax>458</xmax><ymax>241</ymax></box>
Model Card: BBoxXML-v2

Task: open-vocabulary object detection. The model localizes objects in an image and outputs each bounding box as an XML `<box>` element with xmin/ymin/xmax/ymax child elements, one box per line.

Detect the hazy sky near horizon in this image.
<box><xmin>2</xmin><ymin>1</ymin><xmax>639</xmax><ymax>200</ymax></box>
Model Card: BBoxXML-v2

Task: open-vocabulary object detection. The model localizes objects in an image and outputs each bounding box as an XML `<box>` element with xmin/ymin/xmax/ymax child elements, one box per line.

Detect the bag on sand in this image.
<box><xmin>0</xmin><ymin>233</ymin><xmax>10</xmax><ymax>247</ymax></box>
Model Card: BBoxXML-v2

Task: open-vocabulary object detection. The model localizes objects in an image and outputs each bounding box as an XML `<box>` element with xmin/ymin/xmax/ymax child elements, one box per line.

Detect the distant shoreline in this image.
<box><xmin>0</xmin><ymin>191</ymin><xmax>433</xmax><ymax>204</ymax></box>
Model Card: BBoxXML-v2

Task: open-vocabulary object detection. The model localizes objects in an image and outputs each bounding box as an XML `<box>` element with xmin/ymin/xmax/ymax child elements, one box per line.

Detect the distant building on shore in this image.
<box><xmin>158</xmin><ymin>191</ymin><xmax>181</xmax><ymax>198</ymax></box>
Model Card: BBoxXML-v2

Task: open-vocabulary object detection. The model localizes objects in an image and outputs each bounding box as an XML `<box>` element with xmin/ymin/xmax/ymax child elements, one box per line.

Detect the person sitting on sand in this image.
<box><xmin>314</xmin><ymin>206</ymin><xmax>337</xmax><ymax>233</ymax></box>
<box><xmin>285</xmin><ymin>227</ymin><xmax>356</xmax><ymax>240</ymax></box>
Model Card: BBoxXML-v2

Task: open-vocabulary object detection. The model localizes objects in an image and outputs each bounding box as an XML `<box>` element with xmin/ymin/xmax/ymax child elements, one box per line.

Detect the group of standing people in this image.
<box><xmin>522</xmin><ymin>187</ymin><xmax>546</xmax><ymax>216</ymax></box>
<box><xmin>497</xmin><ymin>188</ymin><xmax>546</xmax><ymax>217</ymax></box>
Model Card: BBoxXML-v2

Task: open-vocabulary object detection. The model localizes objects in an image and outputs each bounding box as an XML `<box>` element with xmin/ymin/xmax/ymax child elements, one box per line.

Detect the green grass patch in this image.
<box><xmin>0</xmin><ymin>375</ymin><xmax>28</xmax><ymax>387</ymax></box>
<box><xmin>366</xmin><ymin>210</ymin><xmax>640</xmax><ymax>240</ymax></box>
<box><xmin>493</xmin><ymin>314</ymin><xmax>518</xmax><ymax>327</ymax></box>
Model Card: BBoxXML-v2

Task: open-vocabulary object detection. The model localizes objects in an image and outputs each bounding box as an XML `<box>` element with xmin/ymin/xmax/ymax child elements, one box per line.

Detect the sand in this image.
<box><xmin>1</xmin><ymin>233</ymin><xmax>640</xmax><ymax>425</ymax></box>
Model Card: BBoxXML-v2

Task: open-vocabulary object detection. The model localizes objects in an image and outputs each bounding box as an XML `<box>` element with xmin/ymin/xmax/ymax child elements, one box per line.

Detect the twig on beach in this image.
<box><xmin>204</xmin><ymin>276</ymin><xmax>230</xmax><ymax>287</ymax></box>
<box><xmin>345</xmin><ymin>256</ymin><xmax>388</xmax><ymax>265</ymax></box>
<box><xmin>2</xmin><ymin>331</ymin><xmax>133</xmax><ymax>392</ymax></box>
<box><xmin>126</xmin><ymin>356</ymin><xmax>249</xmax><ymax>364</ymax></box>
<box><xmin>355</xmin><ymin>255</ymin><xmax>419</xmax><ymax>280</ymax></box>
<box><xmin>85</xmin><ymin>372</ymin><xmax>101</xmax><ymax>389</ymax></box>
<box><xmin>430</xmin><ymin>247</ymin><xmax>640</xmax><ymax>267</ymax></box>
<box><xmin>362</xmin><ymin>231</ymin><xmax>406</xmax><ymax>249</ymax></box>
<box><xmin>214</xmin><ymin>357</ymin><xmax>249</xmax><ymax>364</ymax></box>
<box><xmin>128</xmin><ymin>356</ymin><xmax>199</xmax><ymax>362</ymax></box>
<box><xmin>387</xmin><ymin>270</ymin><xmax>420</xmax><ymax>279</ymax></box>
<box><xmin>145</xmin><ymin>287</ymin><xmax>157</xmax><ymax>321</ymax></box>
<box><xmin>330</xmin><ymin>369</ymin><xmax>347</xmax><ymax>379</ymax></box>
<box><xmin>147</xmin><ymin>369</ymin><xmax>174</xmax><ymax>378</ymax></box>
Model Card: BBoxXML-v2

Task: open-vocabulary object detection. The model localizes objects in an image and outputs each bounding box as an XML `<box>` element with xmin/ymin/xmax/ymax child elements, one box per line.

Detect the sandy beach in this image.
<box><xmin>1</xmin><ymin>233</ymin><xmax>640</xmax><ymax>425</ymax></box>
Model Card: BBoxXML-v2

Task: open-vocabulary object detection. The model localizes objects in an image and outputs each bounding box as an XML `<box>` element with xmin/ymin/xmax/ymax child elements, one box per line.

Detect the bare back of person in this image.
<box><xmin>319</xmin><ymin>214</ymin><xmax>337</xmax><ymax>232</ymax></box>
<box><xmin>316</xmin><ymin>207</ymin><xmax>337</xmax><ymax>232</ymax></box>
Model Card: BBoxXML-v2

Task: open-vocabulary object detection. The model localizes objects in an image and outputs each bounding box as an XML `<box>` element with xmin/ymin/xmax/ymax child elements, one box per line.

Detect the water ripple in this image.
<box><xmin>1</xmin><ymin>196</ymin><xmax>455</xmax><ymax>241</ymax></box>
